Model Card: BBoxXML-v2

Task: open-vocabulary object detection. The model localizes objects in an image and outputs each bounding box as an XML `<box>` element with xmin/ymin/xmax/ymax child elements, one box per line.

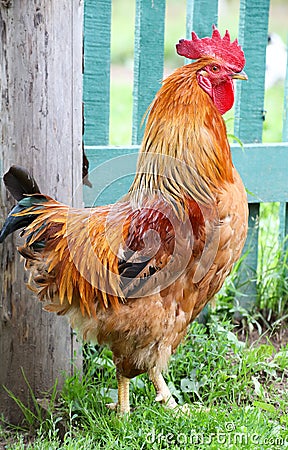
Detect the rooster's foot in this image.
<box><xmin>106</xmin><ymin>402</ymin><xmax>118</xmax><ymax>411</ymax></box>
<box><xmin>148</xmin><ymin>367</ymin><xmax>178</xmax><ymax>409</ymax></box>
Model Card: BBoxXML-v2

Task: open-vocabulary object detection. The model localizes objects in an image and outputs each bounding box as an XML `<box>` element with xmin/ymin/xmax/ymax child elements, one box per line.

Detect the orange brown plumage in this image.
<box><xmin>0</xmin><ymin>27</ymin><xmax>248</xmax><ymax>413</ymax></box>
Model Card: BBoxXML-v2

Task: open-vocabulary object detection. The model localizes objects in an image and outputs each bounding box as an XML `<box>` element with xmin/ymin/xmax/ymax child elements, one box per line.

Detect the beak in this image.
<box><xmin>231</xmin><ymin>70</ymin><xmax>248</xmax><ymax>81</ymax></box>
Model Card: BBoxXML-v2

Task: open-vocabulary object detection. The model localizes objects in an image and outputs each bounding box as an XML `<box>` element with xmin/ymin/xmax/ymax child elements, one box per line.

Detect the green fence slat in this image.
<box><xmin>83</xmin><ymin>142</ymin><xmax>288</xmax><ymax>206</ymax></box>
<box><xmin>279</xmin><ymin>45</ymin><xmax>288</xmax><ymax>248</ymax></box>
<box><xmin>282</xmin><ymin>36</ymin><xmax>288</xmax><ymax>142</ymax></box>
<box><xmin>132</xmin><ymin>0</ymin><xmax>166</xmax><ymax>145</ymax></box>
<box><xmin>83</xmin><ymin>145</ymin><xmax>139</xmax><ymax>206</ymax></box>
<box><xmin>233</xmin><ymin>203</ymin><xmax>259</xmax><ymax>312</ymax></box>
<box><xmin>232</xmin><ymin>143</ymin><xmax>288</xmax><ymax>203</ymax></box>
<box><xmin>83</xmin><ymin>0</ymin><xmax>112</xmax><ymax>145</ymax></box>
<box><xmin>279</xmin><ymin>202</ymin><xmax>288</xmax><ymax>247</ymax></box>
<box><xmin>234</xmin><ymin>0</ymin><xmax>270</xmax><ymax>142</ymax></box>
<box><xmin>233</xmin><ymin>0</ymin><xmax>270</xmax><ymax>311</ymax></box>
<box><xmin>186</xmin><ymin>0</ymin><xmax>218</xmax><ymax>39</ymax></box>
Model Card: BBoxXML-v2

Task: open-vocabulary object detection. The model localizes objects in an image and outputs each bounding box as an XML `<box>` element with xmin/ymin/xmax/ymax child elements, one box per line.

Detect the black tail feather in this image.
<box><xmin>3</xmin><ymin>165</ymin><xmax>41</xmax><ymax>201</ymax></box>
<box><xmin>0</xmin><ymin>166</ymin><xmax>44</xmax><ymax>243</ymax></box>
<box><xmin>0</xmin><ymin>203</ymin><xmax>35</xmax><ymax>243</ymax></box>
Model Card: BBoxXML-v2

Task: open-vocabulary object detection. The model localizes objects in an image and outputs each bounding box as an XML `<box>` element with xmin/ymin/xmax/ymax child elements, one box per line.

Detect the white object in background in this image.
<box><xmin>265</xmin><ymin>33</ymin><xmax>287</xmax><ymax>89</ymax></box>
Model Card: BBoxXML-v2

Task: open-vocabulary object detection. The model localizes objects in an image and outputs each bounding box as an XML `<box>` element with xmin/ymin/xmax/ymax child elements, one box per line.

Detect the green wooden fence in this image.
<box><xmin>83</xmin><ymin>0</ymin><xmax>288</xmax><ymax>310</ymax></box>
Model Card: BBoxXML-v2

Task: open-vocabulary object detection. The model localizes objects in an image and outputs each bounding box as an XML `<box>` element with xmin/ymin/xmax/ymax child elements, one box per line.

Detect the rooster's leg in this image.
<box><xmin>148</xmin><ymin>367</ymin><xmax>178</xmax><ymax>409</ymax></box>
<box><xmin>117</xmin><ymin>373</ymin><xmax>130</xmax><ymax>414</ymax></box>
<box><xmin>106</xmin><ymin>372</ymin><xmax>130</xmax><ymax>414</ymax></box>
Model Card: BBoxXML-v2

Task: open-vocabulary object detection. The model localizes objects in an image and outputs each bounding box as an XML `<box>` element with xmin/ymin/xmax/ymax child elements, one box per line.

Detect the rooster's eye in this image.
<box><xmin>211</xmin><ymin>65</ymin><xmax>220</xmax><ymax>73</ymax></box>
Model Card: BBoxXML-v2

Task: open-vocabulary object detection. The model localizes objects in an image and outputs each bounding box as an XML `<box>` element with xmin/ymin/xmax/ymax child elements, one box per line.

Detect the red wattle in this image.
<box><xmin>212</xmin><ymin>79</ymin><xmax>235</xmax><ymax>115</ymax></box>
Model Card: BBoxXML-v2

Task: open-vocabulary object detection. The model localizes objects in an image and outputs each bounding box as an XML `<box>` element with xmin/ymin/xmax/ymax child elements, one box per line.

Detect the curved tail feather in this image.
<box><xmin>3</xmin><ymin>165</ymin><xmax>41</xmax><ymax>201</ymax></box>
<box><xmin>0</xmin><ymin>195</ymin><xmax>48</xmax><ymax>243</ymax></box>
<box><xmin>0</xmin><ymin>165</ymin><xmax>46</xmax><ymax>243</ymax></box>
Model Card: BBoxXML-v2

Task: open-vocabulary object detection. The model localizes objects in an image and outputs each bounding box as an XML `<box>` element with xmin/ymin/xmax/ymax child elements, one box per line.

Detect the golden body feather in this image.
<box><xmin>12</xmin><ymin>57</ymin><xmax>248</xmax><ymax>412</ymax></box>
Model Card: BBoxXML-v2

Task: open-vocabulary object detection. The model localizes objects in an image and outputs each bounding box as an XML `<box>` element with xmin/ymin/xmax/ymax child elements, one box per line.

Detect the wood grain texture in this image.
<box><xmin>132</xmin><ymin>0</ymin><xmax>166</xmax><ymax>144</ymax></box>
<box><xmin>0</xmin><ymin>0</ymin><xmax>83</xmax><ymax>423</ymax></box>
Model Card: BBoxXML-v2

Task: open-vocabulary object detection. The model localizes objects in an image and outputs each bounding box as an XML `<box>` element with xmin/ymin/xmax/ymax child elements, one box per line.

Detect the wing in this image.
<box><xmin>118</xmin><ymin>197</ymin><xmax>205</xmax><ymax>299</ymax></box>
<box><xmin>16</xmin><ymin>194</ymin><xmax>207</xmax><ymax>316</ymax></box>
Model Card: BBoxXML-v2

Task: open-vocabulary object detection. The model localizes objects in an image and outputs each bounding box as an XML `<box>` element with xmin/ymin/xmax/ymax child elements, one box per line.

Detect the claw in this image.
<box><xmin>149</xmin><ymin>368</ymin><xmax>178</xmax><ymax>409</ymax></box>
<box><xmin>106</xmin><ymin>402</ymin><xmax>118</xmax><ymax>411</ymax></box>
<box><xmin>155</xmin><ymin>393</ymin><xmax>164</xmax><ymax>402</ymax></box>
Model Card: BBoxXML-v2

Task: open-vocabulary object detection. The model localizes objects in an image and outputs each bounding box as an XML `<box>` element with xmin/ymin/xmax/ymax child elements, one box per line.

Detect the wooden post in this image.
<box><xmin>0</xmin><ymin>0</ymin><xmax>83</xmax><ymax>423</ymax></box>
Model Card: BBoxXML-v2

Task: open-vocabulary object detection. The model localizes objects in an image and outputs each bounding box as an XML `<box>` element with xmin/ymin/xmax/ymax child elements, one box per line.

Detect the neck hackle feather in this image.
<box><xmin>129</xmin><ymin>58</ymin><xmax>234</xmax><ymax>215</ymax></box>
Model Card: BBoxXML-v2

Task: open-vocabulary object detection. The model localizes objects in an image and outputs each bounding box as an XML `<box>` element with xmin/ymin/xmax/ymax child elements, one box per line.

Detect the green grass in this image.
<box><xmin>1</xmin><ymin>319</ymin><xmax>287</xmax><ymax>449</ymax></box>
<box><xmin>257</xmin><ymin>203</ymin><xmax>288</xmax><ymax>327</ymax></box>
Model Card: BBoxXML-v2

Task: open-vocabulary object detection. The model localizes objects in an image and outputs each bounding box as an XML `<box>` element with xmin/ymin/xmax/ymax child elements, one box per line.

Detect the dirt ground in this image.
<box><xmin>237</xmin><ymin>326</ymin><xmax>288</xmax><ymax>351</ymax></box>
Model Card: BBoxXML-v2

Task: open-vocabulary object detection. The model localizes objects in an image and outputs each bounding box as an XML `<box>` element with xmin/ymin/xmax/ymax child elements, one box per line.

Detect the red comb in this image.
<box><xmin>176</xmin><ymin>25</ymin><xmax>245</xmax><ymax>72</ymax></box>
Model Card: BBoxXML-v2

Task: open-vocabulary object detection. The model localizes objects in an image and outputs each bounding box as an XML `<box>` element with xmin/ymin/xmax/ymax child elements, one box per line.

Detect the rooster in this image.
<box><xmin>0</xmin><ymin>27</ymin><xmax>248</xmax><ymax>414</ymax></box>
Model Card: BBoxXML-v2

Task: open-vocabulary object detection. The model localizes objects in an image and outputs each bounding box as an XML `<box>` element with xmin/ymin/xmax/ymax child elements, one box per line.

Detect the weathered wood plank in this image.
<box><xmin>83</xmin><ymin>0</ymin><xmax>112</xmax><ymax>145</ymax></box>
<box><xmin>132</xmin><ymin>0</ymin><xmax>166</xmax><ymax>144</ymax></box>
<box><xmin>83</xmin><ymin>143</ymin><xmax>288</xmax><ymax>206</ymax></box>
<box><xmin>0</xmin><ymin>0</ymin><xmax>83</xmax><ymax>424</ymax></box>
